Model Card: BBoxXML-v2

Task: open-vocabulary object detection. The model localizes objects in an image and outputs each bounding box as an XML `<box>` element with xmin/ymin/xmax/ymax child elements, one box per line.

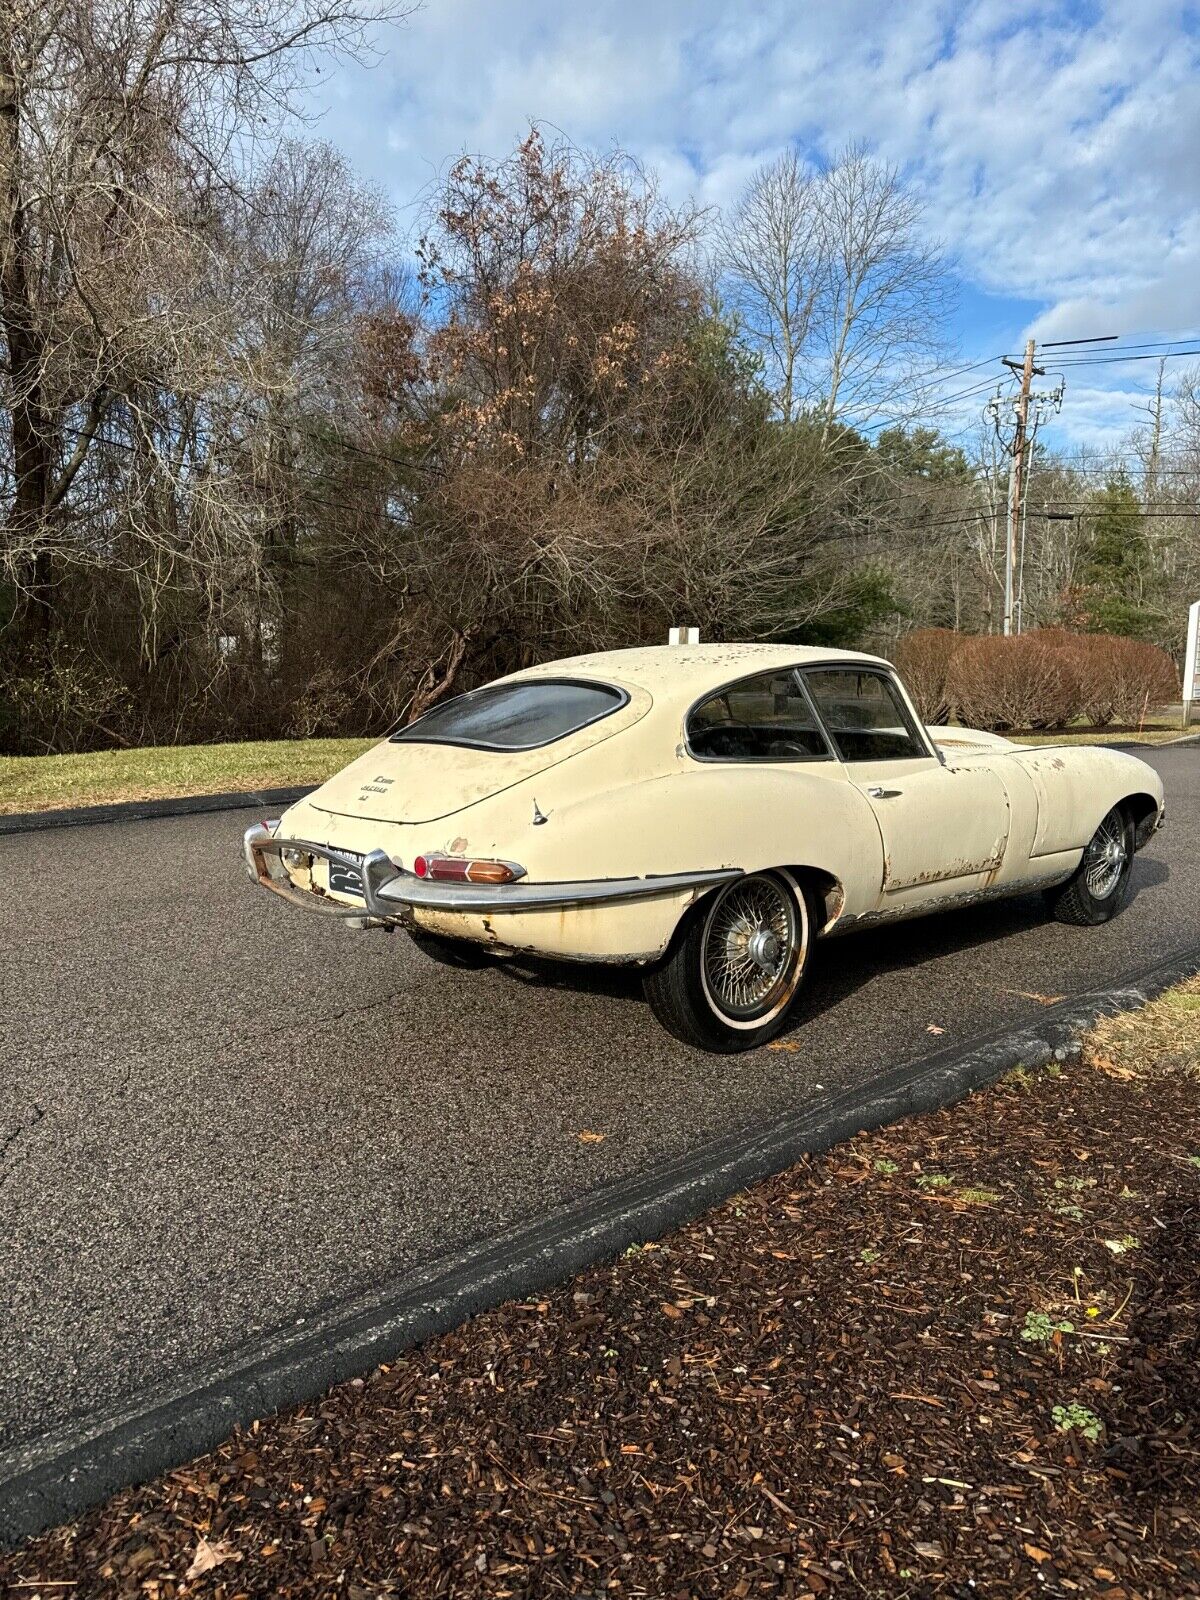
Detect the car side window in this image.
<box><xmin>803</xmin><ymin>669</ymin><xmax>926</xmax><ymax>762</ymax></box>
<box><xmin>688</xmin><ymin>670</ymin><xmax>830</xmax><ymax>762</ymax></box>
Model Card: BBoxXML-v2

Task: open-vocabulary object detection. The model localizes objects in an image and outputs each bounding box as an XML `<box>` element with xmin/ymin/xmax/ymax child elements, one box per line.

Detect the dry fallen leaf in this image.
<box><xmin>1089</xmin><ymin>1054</ymin><xmax>1138</xmax><ymax>1080</ymax></box>
<box><xmin>926</xmin><ymin>1024</ymin><xmax>945</xmax><ymax>1035</ymax></box>
<box><xmin>1002</xmin><ymin>988</ymin><xmax>1066</xmax><ymax>1005</ymax></box>
<box><xmin>577</xmin><ymin>1129</ymin><xmax>606</xmax><ymax>1144</ymax></box>
<box><xmin>766</xmin><ymin>1039</ymin><xmax>801</xmax><ymax>1052</ymax></box>
<box><xmin>660</xmin><ymin>1302</ymin><xmax>684</xmax><ymax>1319</ymax></box>
<box><xmin>186</xmin><ymin>1537</ymin><xmax>240</xmax><ymax>1581</ymax></box>
<box><xmin>1023</xmin><ymin>1542</ymin><xmax>1052</xmax><ymax>1564</ymax></box>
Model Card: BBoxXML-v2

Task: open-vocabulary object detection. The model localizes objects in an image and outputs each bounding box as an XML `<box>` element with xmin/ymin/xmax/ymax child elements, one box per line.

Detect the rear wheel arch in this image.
<box><xmin>661</xmin><ymin>862</ymin><xmax>844</xmax><ymax>957</ymax></box>
<box><xmin>782</xmin><ymin>864</ymin><xmax>845</xmax><ymax>932</ymax></box>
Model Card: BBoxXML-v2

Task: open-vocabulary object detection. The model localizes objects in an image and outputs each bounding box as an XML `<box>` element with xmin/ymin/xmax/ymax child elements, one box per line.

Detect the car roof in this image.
<box><xmin>508</xmin><ymin>643</ymin><xmax>892</xmax><ymax>703</ymax></box>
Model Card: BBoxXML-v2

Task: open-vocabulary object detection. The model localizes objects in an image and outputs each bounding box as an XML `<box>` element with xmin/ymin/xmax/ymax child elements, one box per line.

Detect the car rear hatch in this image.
<box><xmin>307</xmin><ymin>678</ymin><xmax>650</xmax><ymax>825</ymax></box>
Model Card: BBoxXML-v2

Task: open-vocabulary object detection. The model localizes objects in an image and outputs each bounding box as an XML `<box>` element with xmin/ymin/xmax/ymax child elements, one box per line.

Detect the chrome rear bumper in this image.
<box><xmin>243</xmin><ymin>823</ymin><xmax>740</xmax><ymax>920</ymax></box>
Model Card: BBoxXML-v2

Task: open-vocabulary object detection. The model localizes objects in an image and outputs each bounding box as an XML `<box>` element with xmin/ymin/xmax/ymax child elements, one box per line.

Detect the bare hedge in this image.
<box><xmin>894</xmin><ymin>628</ymin><xmax>1180</xmax><ymax>731</ymax></box>
<box><xmin>948</xmin><ymin>635</ymin><xmax>1081</xmax><ymax>731</ymax></box>
<box><xmin>1070</xmin><ymin>634</ymin><xmax>1180</xmax><ymax>726</ymax></box>
<box><xmin>892</xmin><ymin>628</ymin><xmax>961</xmax><ymax>723</ymax></box>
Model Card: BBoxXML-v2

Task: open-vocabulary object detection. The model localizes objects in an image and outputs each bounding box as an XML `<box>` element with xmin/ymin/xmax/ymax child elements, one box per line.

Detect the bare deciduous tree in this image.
<box><xmin>716</xmin><ymin>151</ymin><xmax>822</xmax><ymax>423</ymax></box>
<box><xmin>816</xmin><ymin>144</ymin><xmax>953</xmax><ymax>439</ymax></box>
<box><xmin>719</xmin><ymin>142</ymin><xmax>954</xmax><ymax>437</ymax></box>
<box><xmin>0</xmin><ymin>0</ymin><xmax>406</xmax><ymax>638</ymax></box>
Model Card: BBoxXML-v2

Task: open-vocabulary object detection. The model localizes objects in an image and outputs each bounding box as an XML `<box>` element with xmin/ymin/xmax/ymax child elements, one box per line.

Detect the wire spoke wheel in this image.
<box><xmin>1045</xmin><ymin>803</ymin><xmax>1135</xmax><ymax>928</ymax></box>
<box><xmin>1083</xmin><ymin>810</ymin><xmax>1129</xmax><ymax>900</ymax></box>
<box><xmin>700</xmin><ymin>872</ymin><xmax>804</xmax><ymax>1027</ymax></box>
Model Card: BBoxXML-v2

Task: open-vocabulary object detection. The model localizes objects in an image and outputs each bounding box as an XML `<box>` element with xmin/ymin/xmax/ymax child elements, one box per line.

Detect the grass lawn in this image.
<box><xmin>0</xmin><ymin>738</ymin><xmax>375</xmax><ymax>815</ymax></box>
<box><xmin>4</xmin><ymin>720</ymin><xmax>1192</xmax><ymax>817</ymax></box>
<box><xmin>5</xmin><ymin>979</ymin><xmax>1197</xmax><ymax>1596</ymax></box>
<box><xmin>1011</xmin><ymin>726</ymin><xmax>1190</xmax><ymax>746</ymax></box>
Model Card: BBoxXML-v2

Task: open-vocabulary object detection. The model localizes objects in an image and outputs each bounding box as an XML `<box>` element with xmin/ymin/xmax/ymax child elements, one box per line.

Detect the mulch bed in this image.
<box><xmin>4</xmin><ymin>1020</ymin><xmax>1199</xmax><ymax>1598</ymax></box>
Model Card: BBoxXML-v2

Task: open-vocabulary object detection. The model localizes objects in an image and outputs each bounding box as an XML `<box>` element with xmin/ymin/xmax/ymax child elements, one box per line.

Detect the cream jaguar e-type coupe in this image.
<box><xmin>245</xmin><ymin>644</ymin><xmax>1165</xmax><ymax>1052</ymax></box>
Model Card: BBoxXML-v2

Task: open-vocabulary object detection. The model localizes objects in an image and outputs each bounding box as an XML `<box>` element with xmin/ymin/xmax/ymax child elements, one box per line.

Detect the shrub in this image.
<box><xmin>948</xmin><ymin>634</ymin><xmax>1082</xmax><ymax>731</ymax></box>
<box><xmin>289</xmin><ymin>667</ymin><xmax>357</xmax><ymax>739</ymax></box>
<box><xmin>1096</xmin><ymin>636</ymin><xmax>1179</xmax><ymax>725</ymax></box>
<box><xmin>7</xmin><ymin>652</ymin><xmax>134</xmax><ymax>754</ymax></box>
<box><xmin>892</xmin><ymin>628</ymin><xmax>962</xmax><ymax>723</ymax></box>
<box><xmin>1037</xmin><ymin>630</ymin><xmax>1179</xmax><ymax>727</ymax></box>
<box><xmin>943</xmin><ymin>628</ymin><xmax>1179</xmax><ymax>733</ymax></box>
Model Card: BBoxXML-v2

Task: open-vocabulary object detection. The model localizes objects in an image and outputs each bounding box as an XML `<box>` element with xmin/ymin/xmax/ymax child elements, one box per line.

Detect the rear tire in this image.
<box><xmin>1046</xmin><ymin>805</ymin><xmax>1135</xmax><ymax>926</ymax></box>
<box><xmin>643</xmin><ymin>870</ymin><xmax>813</xmax><ymax>1053</ymax></box>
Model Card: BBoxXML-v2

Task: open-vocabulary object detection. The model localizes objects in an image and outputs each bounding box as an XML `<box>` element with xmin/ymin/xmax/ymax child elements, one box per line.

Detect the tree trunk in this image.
<box><xmin>0</xmin><ymin>33</ymin><xmax>55</xmax><ymax>638</ymax></box>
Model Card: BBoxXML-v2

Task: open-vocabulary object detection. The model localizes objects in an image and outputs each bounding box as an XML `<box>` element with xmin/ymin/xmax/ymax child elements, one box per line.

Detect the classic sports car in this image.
<box><xmin>245</xmin><ymin>644</ymin><xmax>1165</xmax><ymax>1052</ymax></box>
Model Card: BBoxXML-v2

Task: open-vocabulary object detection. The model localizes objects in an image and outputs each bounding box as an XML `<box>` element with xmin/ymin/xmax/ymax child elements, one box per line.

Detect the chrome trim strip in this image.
<box><xmin>362</xmin><ymin>853</ymin><xmax>742</xmax><ymax>916</ymax></box>
<box><xmin>243</xmin><ymin>823</ymin><xmax>742</xmax><ymax>920</ymax></box>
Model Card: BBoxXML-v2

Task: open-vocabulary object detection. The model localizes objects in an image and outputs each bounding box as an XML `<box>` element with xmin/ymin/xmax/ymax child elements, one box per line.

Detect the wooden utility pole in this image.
<box><xmin>1003</xmin><ymin>338</ymin><xmax>1039</xmax><ymax>636</ymax></box>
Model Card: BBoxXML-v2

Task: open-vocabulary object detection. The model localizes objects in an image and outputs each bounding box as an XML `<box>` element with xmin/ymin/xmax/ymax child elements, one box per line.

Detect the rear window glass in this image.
<box><xmin>391</xmin><ymin>679</ymin><xmax>627</xmax><ymax>751</ymax></box>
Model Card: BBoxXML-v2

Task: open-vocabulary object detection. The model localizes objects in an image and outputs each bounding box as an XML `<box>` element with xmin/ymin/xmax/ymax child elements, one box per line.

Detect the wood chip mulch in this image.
<box><xmin>4</xmin><ymin>1021</ymin><xmax>1199</xmax><ymax>1599</ymax></box>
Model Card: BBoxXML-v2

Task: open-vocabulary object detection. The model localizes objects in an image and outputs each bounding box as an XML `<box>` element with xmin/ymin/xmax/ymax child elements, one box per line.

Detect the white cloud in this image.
<box><xmin>309</xmin><ymin>0</ymin><xmax>1200</xmax><ymax>443</ymax></box>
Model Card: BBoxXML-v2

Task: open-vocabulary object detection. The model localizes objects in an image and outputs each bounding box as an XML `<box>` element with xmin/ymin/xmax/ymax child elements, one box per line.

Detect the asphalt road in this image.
<box><xmin>1</xmin><ymin>745</ymin><xmax>1196</xmax><ymax>1465</ymax></box>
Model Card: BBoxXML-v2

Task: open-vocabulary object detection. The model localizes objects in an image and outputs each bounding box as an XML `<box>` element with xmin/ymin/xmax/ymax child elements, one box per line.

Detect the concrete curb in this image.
<box><xmin>0</xmin><ymin>787</ymin><xmax>313</xmax><ymax>837</ymax></box>
<box><xmin>3</xmin><ymin>940</ymin><xmax>1199</xmax><ymax>1547</ymax></box>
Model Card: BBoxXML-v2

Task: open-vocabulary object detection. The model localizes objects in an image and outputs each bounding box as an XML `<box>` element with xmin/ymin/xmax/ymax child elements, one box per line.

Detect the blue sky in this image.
<box><xmin>310</xmin><ymin>0</ymin><xmax>1200</xmax><ymax>452</ymax></box>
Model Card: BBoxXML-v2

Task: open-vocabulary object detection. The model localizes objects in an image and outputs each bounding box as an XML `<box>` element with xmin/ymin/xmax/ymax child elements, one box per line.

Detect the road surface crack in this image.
<box><xmin>230</xmin><ymin>986</ymin><xmax>411</xmax><ymax>1049</ymax></box>
<box><xmin>0</xmin><ymin>1102</ymin><xmax>46</xmax><ymax>1190</ymax></box>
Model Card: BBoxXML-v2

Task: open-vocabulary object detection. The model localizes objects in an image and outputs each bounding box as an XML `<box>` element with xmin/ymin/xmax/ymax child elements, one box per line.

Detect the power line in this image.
<box><xmin>885</xmin><ymin>504</ymin><xmax>1200</xmax><ymax>537</ymax></box>
<box><xmin>1039</xmin><ymin>334</ymin><xmax>1118</xmax><ymax>348</ymax></box>
<box><xmin>826</xmin><ymin>357</ymin><xmax>1007</xmax><ymax>423</ymax></box>
<box><xmin>1051</xmin><ymin>348</ymin><xmax>1200</xmax><ymax>366</ymax></box>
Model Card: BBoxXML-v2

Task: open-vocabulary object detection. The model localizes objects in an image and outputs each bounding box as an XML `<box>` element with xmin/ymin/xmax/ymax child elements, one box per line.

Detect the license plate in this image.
<box><xmin>327</xmin><ymin>850</ymin><xmax>365</xmax><ymax>900</ymax></box>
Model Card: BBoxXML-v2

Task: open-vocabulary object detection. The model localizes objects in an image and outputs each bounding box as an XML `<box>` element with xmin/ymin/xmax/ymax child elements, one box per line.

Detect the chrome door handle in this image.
<box><xmin>867</xmin><ymin>785</ymin><xmax>902</xmax><ymax>799</ymax></box>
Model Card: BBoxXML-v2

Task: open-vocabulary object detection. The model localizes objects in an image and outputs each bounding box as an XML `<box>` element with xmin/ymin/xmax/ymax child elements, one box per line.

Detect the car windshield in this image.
<box><xmin>391</xmin><ymin>679</ymin><xmax>626</xmax><ymax>751</ymax></box>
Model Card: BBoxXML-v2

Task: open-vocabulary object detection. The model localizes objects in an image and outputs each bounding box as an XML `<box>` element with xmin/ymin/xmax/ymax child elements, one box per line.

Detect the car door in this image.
<box><xmin>802</xmin><ymin>666</ymin><xmax>1011</xmax><ymax>900</ymax></box>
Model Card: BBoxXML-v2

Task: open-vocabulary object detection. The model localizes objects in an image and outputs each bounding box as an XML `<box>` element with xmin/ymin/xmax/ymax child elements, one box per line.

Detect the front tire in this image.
<box><xmin>643</xmin><ymin>870</ymin><xmax>813</xmax><ymax>1053</ymax></box>
<box><xmin>1046</xmin><ymin>805</ymin><xmax>1135</xmax><ymax>926</ymax></box>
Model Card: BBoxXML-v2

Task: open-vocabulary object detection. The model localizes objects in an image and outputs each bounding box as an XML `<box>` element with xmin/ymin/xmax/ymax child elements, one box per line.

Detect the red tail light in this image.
<box><xmin>413</xmin><ymin>854</ymin><xmax>525</xmax><ymax>884</ymax></box>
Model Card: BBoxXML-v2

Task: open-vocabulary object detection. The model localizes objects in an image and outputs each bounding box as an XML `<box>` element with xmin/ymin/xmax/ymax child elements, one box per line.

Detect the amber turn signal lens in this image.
<box><xmin>464</xmin><ymin>859</ymin><xmax>517</xmax><ymax>884</ymax></box>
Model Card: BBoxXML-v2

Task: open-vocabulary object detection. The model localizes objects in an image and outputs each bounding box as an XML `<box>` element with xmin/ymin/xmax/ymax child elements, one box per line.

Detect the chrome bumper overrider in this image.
<box><xmin>243</xmin><ymin>823</ymin><xmax>740</xmax><ymax>920</ymax></box>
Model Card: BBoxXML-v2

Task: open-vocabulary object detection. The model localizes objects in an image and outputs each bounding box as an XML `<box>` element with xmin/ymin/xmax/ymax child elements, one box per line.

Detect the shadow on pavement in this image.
<box><xmin>467</xmin><ymin>853</ymin><xmax>1170</xmax><ymax>1026</ymax></box>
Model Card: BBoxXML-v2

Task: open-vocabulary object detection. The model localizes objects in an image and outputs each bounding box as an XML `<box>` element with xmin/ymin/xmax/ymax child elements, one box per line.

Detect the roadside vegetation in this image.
<box><xmin>3</xmin><ymin>720</ymin><xmax>1186</xmax><ymax>816</ymax></box>
<box><xmin>1</xmin><ymin>0</ymin><xmax>1197</xmax><ymax>759</ymax></box>
<box><xmin>0</xmin><ymin>740</ymin><xmax>373</xmax><ymax>815</ymax></box>
<box><xmin>1010</xmin><ymin>727</ymin><xmax>1185</xmax><ymax>746</ymax></box>
<box><xmin>6</xmin><ymin>979</ymin><xmax>1197</xmax><ymax>1596</ymax></box>
<box><xmin>897</xmin><ymin>627</ymin><xmax>1180</xmax><ymax>733</ymax></box>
